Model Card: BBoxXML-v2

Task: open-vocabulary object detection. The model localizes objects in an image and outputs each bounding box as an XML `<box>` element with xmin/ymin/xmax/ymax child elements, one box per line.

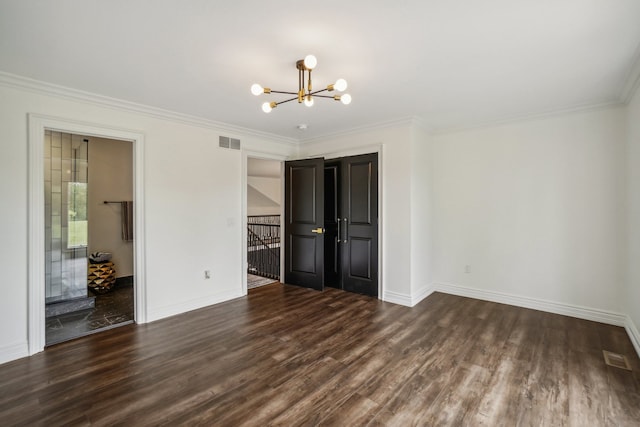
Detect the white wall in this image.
<box><xmin>248</xmin><ymin>176</ymin><xmax>280</xmax><ymax>204</ymax></box>
<box><xmin>247</xmin><ymin>176</ymin><xmax>280</xmax><ymax>216</ymax></box>
<box><xmin>88</xmin><ymin>137</ymin><xmax>134</xmax><ymax>278</ymax></box>
<box><xmin>431</xmin><ymin>108</ymin><xmax>626</xmax><ymax>314</ymax></box>
<box><xmin>298</xmin><ymin>123</ymin><xmax>414</xmax><ymax>303</ymax></box>
<box><xmin>0</xmin><ymin>80</ymin><xmax>295</xmax><ymax>364</ymax></box>
<box><xmin>2</xmin><ymin>72</ymin><xmax>637</xmax><ymax>364</ymax></box>
<box><xmin>0</xmin><ymin>86</ymin><xmax>29</xmax><ymax>362</ymax></box>
<box><xmin>626</xmin><ymin>85</ymin><xmax>640</xmax><ymax>350</ymax></box>
<box><xmin>410</xmin><ymin>125</ymin><xmax>434</xmax><ymax>301</ymax></box>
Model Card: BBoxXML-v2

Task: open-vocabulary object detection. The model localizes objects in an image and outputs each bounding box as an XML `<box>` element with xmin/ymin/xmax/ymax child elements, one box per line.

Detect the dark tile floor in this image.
<box><xmin>45</xmin><ymin>283</ymin><xmax>134</xmax><ymax>346</ymax></box>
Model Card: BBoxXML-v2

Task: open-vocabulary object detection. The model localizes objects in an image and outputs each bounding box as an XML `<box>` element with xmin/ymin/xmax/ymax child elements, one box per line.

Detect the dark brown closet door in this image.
<box><xmin>340</xmin><ymin>153</ymin><xmax>378</xmax><ymax>297</ymax></box>
<box><xmin>284</xmin><ymin>158</ymin><xmax>325</xmax><ymax>291</ymax></box>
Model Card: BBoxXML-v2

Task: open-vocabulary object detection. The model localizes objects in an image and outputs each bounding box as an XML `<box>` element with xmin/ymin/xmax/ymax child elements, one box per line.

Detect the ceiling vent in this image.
<box><xmin>219</xmin><ymin>136</ymin><xmax>241</xmax><ymax>150</ymax></box>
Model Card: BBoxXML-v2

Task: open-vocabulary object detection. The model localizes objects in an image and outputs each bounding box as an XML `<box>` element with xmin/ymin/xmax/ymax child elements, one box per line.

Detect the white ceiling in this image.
<box><xmin>1</xmin><ymin>1</ymin><xmax>639</xmax><ymax>141</ymax></box>
<box><xmin>247</xmin><ymin>158</ymin><xmax>281</xmax><ymax>178</ymax></box>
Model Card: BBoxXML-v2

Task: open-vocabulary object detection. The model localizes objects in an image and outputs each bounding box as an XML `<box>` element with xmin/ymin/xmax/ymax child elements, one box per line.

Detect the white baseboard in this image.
<box><xmin>383</xmin><ymin>284</ymin><xmax>435</xmax><ymax>307</ymax></box>
<box><xmin>625</xmin><ymin>315</ymin><xmax>640</xmax><ymax>359</ymax></box>
<box><xmin>433</xmin><ymin>282</ymin><xmax>627</xmax><ymax>327</ymax></box>
<box><xmin>147</xmin><ymin>289</ymin><xmax>244</xmax><ymax>323</ymax></box>
<box><xmin>412</xmin><ymin>283</ymin><xmax>435</xmax><ymax>306</ymax></box>
<box><xmin>0</xmin><ymin>341</ymin><xmax>28</xmax><ymax>365</ymax></box>
<box><xmin>382</xmin><ymin>290</ymin><xmax>413</xmax><ymax>307</ymax></box>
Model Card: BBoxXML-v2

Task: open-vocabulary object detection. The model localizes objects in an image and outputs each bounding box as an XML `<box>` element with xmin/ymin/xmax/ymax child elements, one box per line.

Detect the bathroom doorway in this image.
<box><xmin>44</xmin><ymin>131</ymin><xmax>135</xmax><ymax>345</ymax></box>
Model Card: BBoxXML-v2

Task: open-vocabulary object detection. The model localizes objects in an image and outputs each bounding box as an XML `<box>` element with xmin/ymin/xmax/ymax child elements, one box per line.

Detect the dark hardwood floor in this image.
<box><xmin>1</xmin><ymin>283</ymin><xmax>639</xmax><ymax>426</ymax></box>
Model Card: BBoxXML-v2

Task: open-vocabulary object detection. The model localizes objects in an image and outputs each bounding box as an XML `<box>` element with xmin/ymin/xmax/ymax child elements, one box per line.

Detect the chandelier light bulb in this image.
<box><xmin>303</xmin><ymin>54</ymin><xmax>317</xmax><ymax>70</ymax></box>
<box><xmin>334</xmin><ymin>78</ymin><xmax>348</xmax><ymax>92</ymax></box>
<box><xmin>304</xmin><ymin>96</ymin><xmax>314</xmax><ymax>107</ymax></box>
<box><xmin>251</xmin><ymin>83</ymin><xmax>264</xmax><ymax>96</ymax></box>
<box><xmin>254</xmin><ymin>55</ymin><xmax>348</xmax><ymax>111</ymax></box>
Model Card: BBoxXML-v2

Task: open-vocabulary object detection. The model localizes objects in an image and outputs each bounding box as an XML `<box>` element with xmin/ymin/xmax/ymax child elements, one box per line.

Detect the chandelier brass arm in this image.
<box><xmin>251</xmin><ymin>54</ymin><xmax>351</xmax><ymax>113</ymax></box>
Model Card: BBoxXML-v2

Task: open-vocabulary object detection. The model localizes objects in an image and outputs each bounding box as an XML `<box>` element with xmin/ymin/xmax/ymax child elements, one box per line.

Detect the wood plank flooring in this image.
<box><xmin>1</xmin><ymin>284</ymin><xmax>639</xmax><ymax>426</ymax></box>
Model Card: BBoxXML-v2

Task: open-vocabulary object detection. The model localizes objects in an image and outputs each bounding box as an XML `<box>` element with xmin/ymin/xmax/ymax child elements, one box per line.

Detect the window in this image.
<box><xmin>67</xmin><ymin>182</ymin><xmax>87</xmax><ymax>248</ymax></box>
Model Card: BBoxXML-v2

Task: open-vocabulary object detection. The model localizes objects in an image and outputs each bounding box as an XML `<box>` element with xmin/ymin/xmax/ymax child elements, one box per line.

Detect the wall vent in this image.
<box><xmin>219</xmin><ymin>136</ymin><xmax>241</xmax><ymax>150</ymax></box>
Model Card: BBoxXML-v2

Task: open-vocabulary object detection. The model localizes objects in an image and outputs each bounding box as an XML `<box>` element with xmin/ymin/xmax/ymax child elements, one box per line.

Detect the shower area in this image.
<box><xmin>44</xmin><ymin>130</ymin><xmax>134</xmax><ymax>345</ymax></box>
<box><xmin>44</xmin><ymin>132</ymin><xmax>92</xmax><ymax>312</ymax></box>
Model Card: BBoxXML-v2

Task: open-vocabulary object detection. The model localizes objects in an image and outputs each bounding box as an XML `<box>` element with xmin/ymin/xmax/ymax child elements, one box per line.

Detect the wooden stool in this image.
<box><xmin>88</xmin><ymin>261</ymin><xmax>116</xmax><ymax>294</ymax></box>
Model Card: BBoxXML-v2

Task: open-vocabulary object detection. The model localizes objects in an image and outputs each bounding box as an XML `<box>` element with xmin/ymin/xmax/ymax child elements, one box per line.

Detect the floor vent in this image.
<box><xmin>603</xmin><ymin>350</ymin><xmax>632</xmax><ymax>370</ymax></box>
<box><xmin>219</xmin><ymin>136</ymin><xmax>241</xmax><ymax>150</ymax></box>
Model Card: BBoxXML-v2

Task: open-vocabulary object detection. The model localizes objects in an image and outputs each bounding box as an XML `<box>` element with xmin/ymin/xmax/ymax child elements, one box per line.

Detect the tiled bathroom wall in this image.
<box><xmin>44</xmin><ymin>131</ymin><xmax>88</xmax><ymax>303</ymax></box>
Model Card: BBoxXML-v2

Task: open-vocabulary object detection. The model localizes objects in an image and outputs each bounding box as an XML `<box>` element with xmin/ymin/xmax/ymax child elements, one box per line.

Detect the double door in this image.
<box><xmin>284</xmin><ymin>153</ymin><xmax>378</xmax><ymax>297</ymax></box>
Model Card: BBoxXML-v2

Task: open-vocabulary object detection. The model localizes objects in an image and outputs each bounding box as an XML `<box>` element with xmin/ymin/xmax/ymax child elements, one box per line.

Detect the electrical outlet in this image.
<box><xmin>204</xmin><ymin>270</ymin><xmax>211</xmax><ymax>279</ymax></box>
<box><xmin>464</xmin><ymin>265</ymin><xmax>471</xmax><ymax>274</ymax></box>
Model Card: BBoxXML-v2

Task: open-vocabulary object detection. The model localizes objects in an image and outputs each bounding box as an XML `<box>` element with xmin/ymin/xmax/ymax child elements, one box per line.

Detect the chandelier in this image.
<box><xmin>251</xmin><ymin>54</ymin><xmax>351</xmax><ymax>113</ymax></box>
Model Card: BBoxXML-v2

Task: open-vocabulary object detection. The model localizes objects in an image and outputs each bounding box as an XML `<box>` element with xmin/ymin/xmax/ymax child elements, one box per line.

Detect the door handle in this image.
<box><xmin>311</xmin><ymin>227</ymin><xmax>324</xmax><ymax>234</ymax></box>
<box><xmin>343</xmin><ymin>218</ymin><xmax>348</xmax><ymax>243</ymax></box>
<box><xmin>336</xmin><ymin>218</ymin><xmax>341</xmax><ymax>243</ymax></box>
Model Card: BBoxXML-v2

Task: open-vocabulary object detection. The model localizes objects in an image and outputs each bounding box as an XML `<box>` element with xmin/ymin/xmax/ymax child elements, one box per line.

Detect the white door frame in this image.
<box><xmin>27</xmin><ymin>114</ymin><xmax>147</xmax><ymax>355</ymax></box>
<box><xmin>241</xmin><ymin>150</ymin><xmax>287</xmax><ymax>294</ymax></box>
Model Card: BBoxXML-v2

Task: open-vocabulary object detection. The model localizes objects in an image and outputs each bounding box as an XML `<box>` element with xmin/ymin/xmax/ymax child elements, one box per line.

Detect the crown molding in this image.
<box><xmin>2</xmin><ymin>70</ymin><xmax>632</xmax><ymax>144</ymax></box>
<box><xmin>0</xmin><ymin>71</ymin><xmax>298</xmax><ymax>146</ymax></box>
<box><xmin>409</xmin><ymin>116</ymin><xmax>432</xmax><ymax>133</ymax></box>
<box><xmin>430</xmin><ymin>98</ymin><xmax>623</xmax><ymax>136</ymax></box>
<box><xmin>620</xmin><ymin>43</ymin><xmax>640</xmax><ymax>104</ymax></box>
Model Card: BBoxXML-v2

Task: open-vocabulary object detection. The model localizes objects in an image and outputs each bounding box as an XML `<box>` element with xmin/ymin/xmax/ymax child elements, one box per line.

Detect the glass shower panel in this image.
<box><xmin>44</xmin><ymin>131</ymin><xmax>89</xmax><ymax>303</ymax></box>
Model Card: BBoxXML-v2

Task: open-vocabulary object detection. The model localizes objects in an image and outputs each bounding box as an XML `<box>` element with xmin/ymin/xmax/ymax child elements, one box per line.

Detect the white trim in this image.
<box><xmin>412</xmin><ymin>283</ymin><xmax>435</xmax><ymax>307</ymax></box>
<box><xmin>27</xmin><ymin>116</ymin><xmax>46</xmax><ymax>356</ymax></box>
<box><xmin>147</xmin><ymin>289</ymin><xmax>243</xmax><ymax>322</ymax></box>
<box><xmin>433</xmin><ymin>282</ymin><xmax>627</xmax><ymax>326</ymax></box>
<box><xmin>0</xmin><ymin>71</ymin><xmax>296</xmax><ymax>147</ymax></box>
<box><xmin>0</xmin><ymin>342</ymin><xmax>29</xmax><ymax>365</ymax></box>
<box><xmin>132</xmin><ymin>132</ymin><xmax>147</xmax><ymax>325</ymax></box>
<box><xmin>431</xmin><ymin>99</ymin><xmax>622</xmax><ymax>136</ymax></box>
<box><xmin>3</xmin><ymin>70</ymin><xmax>629</xmax><ymax>144</ymax></box>
<box><xmin>28</xmin><ymin>114</ymin><xmax>147</xmax><ymax>356</ymax></box>
<box><xmin>619</xmin><ymin>43</ymin><xmax>640</xmax><ymax>104</ymax></box>
<box><xmin>382</xmin><ymin>290</ymin><xmax>413</xmax><ymax>307</ymax></box>
<box><xmin>625</xmin><ymin>315</ymin><xmax>640</xmax><ymax>359</ymax></box>
<box><xmin>378</xmin><ymin>145</ymin><xmax>384</xmax><ymax>300</ymax></box>
<box><xmin>383</xmin><ymin>284</ymin><xmax>434</xmax><ymax>308</ymax></box>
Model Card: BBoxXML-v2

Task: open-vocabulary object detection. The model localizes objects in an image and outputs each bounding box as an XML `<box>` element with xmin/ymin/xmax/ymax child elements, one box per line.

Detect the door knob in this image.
<box><xmin>311</xmin><ymin>227</ymin><xmax>324</xmax><ymax>234</ymax></box>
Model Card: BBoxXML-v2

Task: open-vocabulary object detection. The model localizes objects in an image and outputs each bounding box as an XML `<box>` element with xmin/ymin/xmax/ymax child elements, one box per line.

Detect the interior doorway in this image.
<box><xmin>28</xmin><ymin>114</ymin><xmax>146</xmax><ymax>356</ymax></box>
<box><xmin>246</xmin><ymin>157</ymin><xmax>282</xmax><ymax>290</ymax></box>
<box><xmin>44</xmin><ymin>132</ymin><xmax>135</xmax><ymax>345</ymax></box>
<box><xmin>284</xmin><ymin>153</ymin><xmax>379</xmax><ymax>297</ymax></box>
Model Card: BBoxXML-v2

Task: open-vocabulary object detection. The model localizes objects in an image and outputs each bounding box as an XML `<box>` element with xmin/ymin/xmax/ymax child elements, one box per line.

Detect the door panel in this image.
<box><xmin>348</xmin><ymin>237</ymin><xmax>372</xmax><ymax>279</ymax></box>
<box><xmin>290</xmin><ymin>166</ymin><xmax>317</xmax><ymax>223</ymax></box>
<box><xmin>285</xmin><ymin>158</ymin><xmax>324</xmax><ymax>290</ymax></box>
<box><xmin>348</xmin><ymin>161</ymin><xmax>373</xmax><ymax>224</ymax></box>
<box><xmin>342</xmin><ymin>153</ymin><xmax>378</xmax><ymax>296</ymax></box>
<box><xmin>290</xmin><ymin>235</ymin><xmax>317</xmax><ymax>273</ymax></box>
